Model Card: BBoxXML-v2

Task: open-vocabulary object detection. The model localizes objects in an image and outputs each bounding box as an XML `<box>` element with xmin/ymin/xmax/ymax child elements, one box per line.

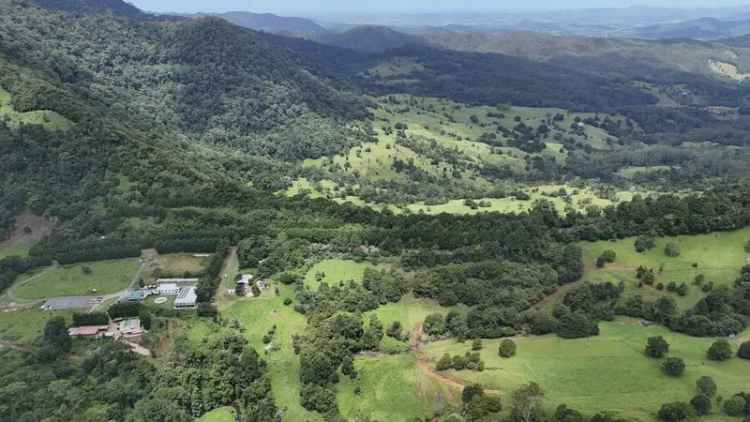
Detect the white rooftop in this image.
<box><xmin>175</xmin><ymin>287</ymin><xmax>197</xmax><ymax>306</ymax></box>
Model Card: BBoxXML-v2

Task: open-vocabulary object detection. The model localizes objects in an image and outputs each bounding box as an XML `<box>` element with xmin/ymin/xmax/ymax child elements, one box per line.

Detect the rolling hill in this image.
<box><xmin>313</xmin><ymin>25</ymin><xmax>427</xmax><ymax>53</ymax></box>
<box><xmin>195</xmin><ymin>11</ymin><xmax>327</xmax><ymax>36</ymax></box>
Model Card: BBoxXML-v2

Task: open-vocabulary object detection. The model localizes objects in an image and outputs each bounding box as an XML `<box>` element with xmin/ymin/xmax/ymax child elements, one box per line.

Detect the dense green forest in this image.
<box><xmin>2</xmin><ymin>0</ymin><xmax>750</xmax><ymax>421</ymax></box>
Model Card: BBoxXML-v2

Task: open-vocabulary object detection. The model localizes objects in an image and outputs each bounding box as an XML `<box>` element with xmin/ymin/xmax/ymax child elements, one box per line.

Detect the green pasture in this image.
<box><xmin>580</xmin><ymin>228</ymin><xmax>750</xmax><ymax>309</ymax></box>
<box><xmin>423</xmin><ymin>318</ymin><xmax>750</xmax><ymax>421</ymax></box>
<box><xmin>338</xmin><ymin>353</ymin><xmax>457</xmax><ymax>421</ymax></box>
<box><xmin>14</xmin><ymin>259</ymin><xmax>139</xmax><ymax>299</ymax></box>
<box><xmin>223</xmin><ymin>284</ymin><xmax>323</xmax><ymax>422</ymax></box>
<box><xmin>0</xmin><ymin>307</ymin><xmax>73</xmax><ymax>344</ymax></box>
<box><xmin>304</xmin><ymin>259</ymin><xmax>385</xmax><ymax>290</ymax></box>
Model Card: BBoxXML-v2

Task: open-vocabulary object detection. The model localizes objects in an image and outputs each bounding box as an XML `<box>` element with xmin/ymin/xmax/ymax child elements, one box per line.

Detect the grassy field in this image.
<box><xmin>580</xmin><ymin>228</ymin><xmax>750</xmax><ymax>309</ymax></box>
<box><xmin>367</xmin><ymin>294</ymin><xmax>458</xmax><ymax>333</ymax></box>
<box><xmin>0</xmin><ymin>307</ymin><xmax>73</xmax><ymax>344</ymax></box>
<box><xmin>0</xmin><ymin>242</ymin><xmax>30</xmax><ymax>260</ymax></box>
<box><xmin>14</xmin><ymin>259</ymin><xmax>139</xmax><ymax>299</ymax></box>
<box><xmin>150</xmin><ymin>253</ymin><xmax>210</xmax><ymax>277</ymax></box>
<box><xmin>423</xmin><ymin>318</ymin><xmax>750</xmax><ymax>421</ymax></box>
<box><xmin>0</xmin><ymin>87</ymin><xmax>72</xmax><ymax>130</ymax></box>
<box><xmin>304</xmin><ymin>259</ymin><xmax>385</xmax><ymax>290</ymax></box>
<box><xmin>223</xmin><ymin>284</ymin><xmax>323</xmax><ymax>422</ymax></box>
<box><xmin>196</xmin><ymin>407</ymin><xmax>236</xmax><ymax>422</ymax></box>
<box><xmin>338</xmin><ymin>353</ymin><xmax>457</xmax><ymax>421</ymax></box>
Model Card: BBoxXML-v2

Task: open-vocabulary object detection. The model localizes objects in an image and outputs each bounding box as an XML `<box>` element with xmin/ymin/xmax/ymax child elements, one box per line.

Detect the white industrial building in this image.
<box><xmin>174</xmin><ymin>287</ymin><xmax>198</xmax><ymax>309</ymax></box>
<box><xmin>156</xmin><ymin>278</ymin><xmax>198</xmax><ymax>296</ymax></box>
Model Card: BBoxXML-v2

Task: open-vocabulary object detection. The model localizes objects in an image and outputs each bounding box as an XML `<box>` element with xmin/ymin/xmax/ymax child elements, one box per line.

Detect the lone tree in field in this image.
<box><xmin>707</xmin><ymin>340</ymin><xmax>733</xmax><ymax>362</ymax></box>
<box><xmin>596</xmin><ymin>250</ymin><xmax>617</xmax><ymax>268</ymax></box>
<box><xmin>664</xmin><ymin>243</ymin><xmax>681</xmax><ymax>258</ymax></box>
<box><xmin>662</xmin><ymin>357</ymin><xmax>686</xmax><ymax>377</ymax></box>
<box><xmin>723</xmin><ymin>395</ymin><xmax>748</xmax><ymax>417</ymax></box>
<box><xmin>657</xmin><ymin>402</ymin><xmax>695</xmax><ymax>422</ymax></box>
<box><xmin>696</xmin><ymin>376</ymin><xmax>717</xmax><ymax>397</ymax></box>
<box><xmin>472</xmin><ymin>338</ymin><xmax>483</xmax><ymax>351</ymax></box>
<box><xmin>645</xmin><ymin>336</ymin><xmax>670</xmax><ymax>358</ymax></box>
<box><xmin>690</xmin><ymin>394</ymin><xmax>712</xmax><ymax>416</ymax></box>
<box><xmin>635</xmin><ymin>236</ymin><xmax>656</xmax><ymax>253</ymax></box>
<box><xmin>499</xmin><ymin>339</ymin><xmax>517</xmax><ymax>358</ymax></box>
<box><xmin>738</xmin><ymin>341</ymin><xmax>750</xmax><ymax>360</ymax></box>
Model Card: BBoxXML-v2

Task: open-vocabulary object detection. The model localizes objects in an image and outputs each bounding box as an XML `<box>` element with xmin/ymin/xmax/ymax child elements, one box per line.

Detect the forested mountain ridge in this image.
<box><xmin>198</xmin><ymin>11</ymin><xmax>327</xmax><ymax>36</ymax></box>
<box><xmin>312</xmin><ymin>25</ymin><xmax>428</xmax><ymax>54</ymax></box>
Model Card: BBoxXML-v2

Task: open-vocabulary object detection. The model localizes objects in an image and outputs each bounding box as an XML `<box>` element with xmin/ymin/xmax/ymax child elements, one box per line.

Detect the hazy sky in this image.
<box><xmin>129</xmin><ymin>0</ymin><xmax>750</xmax><ymax>15</ymax></box>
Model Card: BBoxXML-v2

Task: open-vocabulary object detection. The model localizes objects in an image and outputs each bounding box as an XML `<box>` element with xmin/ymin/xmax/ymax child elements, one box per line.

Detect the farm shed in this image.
<box><xmin>174</xmin><ymin>287</ymin><xmax>197</xmax><ymax>309</ymax></box>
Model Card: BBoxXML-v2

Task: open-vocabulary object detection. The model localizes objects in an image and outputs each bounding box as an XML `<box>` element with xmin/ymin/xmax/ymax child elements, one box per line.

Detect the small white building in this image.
<box><xmin>237</xmin><ymin>274</ymin><xmax>254</xmax><ymax>286</ymax></box>
<box><xmin>174</xmin><ymin>287</ymin><xmax>198</xmax><ymax>309</ymax></box>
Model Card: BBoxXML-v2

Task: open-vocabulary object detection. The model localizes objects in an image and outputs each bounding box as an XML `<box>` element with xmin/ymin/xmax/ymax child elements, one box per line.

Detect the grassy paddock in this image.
<box><xmin>338</xmin><ymin>353</ymin><xmax>457</xmax><ymax>421</ymax></box>
<box><xmin>152</xmin><ymin>253</ymin><xmax>211</xmax><ymax>277</ymax></box>
<box><xmin>223</xmin><ymin>284</ymin><xmax>323</xmax><ymax>422</ymax></box>
<box><xmin>14</xmin><ymin>259</ymin><xmax>139</xmax><ymax>299</ymax></box>
<box><xmin>0</xmin><ymin>307</ymin><xmax>73</xmax><ymax>344</ymax></box>
<box><xmin>422</xmin><ymin>318</ymin><xmax>749</xmax><ymax>420</ymax></box>
<box><xmin>304</xmin><ymin>259</ymin><xmax>385</xmax><ymax>290</ymax></box>
<box><xmin>580</xmin><ymin>227</ymin><xmax>750</xmax><ymax>309</ymax></box>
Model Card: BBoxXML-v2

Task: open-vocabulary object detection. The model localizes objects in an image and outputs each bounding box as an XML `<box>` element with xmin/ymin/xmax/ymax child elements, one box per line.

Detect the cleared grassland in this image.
<box><xmin>196</xmin><ymin>407</ymin><xmax>236</xmax><ymax>422</ymax></box>
<box><xmin>0</xmin><ymin>242</ymin><xmax>30</xmax><ymax>260</ymax></box>
<box><xmin>287</xmin><ymin>177</ymin><xmax>647</xmax><ymax>217</ymax></box>
<box><xmin>0</xmin><ymin>88</ymin><xmax>71</xmax><ymax>130</ymax></box>
<box><xmin>151</xmin><ymin>253</ymin><xmax>210</xmax><ymax>276</ymax></box>
<box><xmin>338</xmin><ymin>353</ymin><xmax>457</xmax><ymax>421</ymax></box>
<box><xmin>294</xmin><ymin>95</ymin><xmax>634</xmax><ymax>214</ymax></box>
<box><xmin>0</xmin><ymin>307</ymin><xmax>73</xmax><ymax>344</ymax></box>
<box><xmin>304</xmin><ymin>259</ymin><xmax>385</xmax><ymax>290</ymax></box>
<box><xmin>14</xmin><ymin>259</ymin><xmax>139</xmax><ymax>299</ymax></box>
<box><xmin>580</xmin><ymin>227</ymin><xmax>750</xmax><ymax>309</ymax></box>
<box><xmin>223</xmin><ymin>285</ymin><xmax>323</xmax><ymax>422</ymax></box>
<box><xmin>422</xmin><ymin>318</ymin><xmax>749</xmax><ymax>421</ymax></box>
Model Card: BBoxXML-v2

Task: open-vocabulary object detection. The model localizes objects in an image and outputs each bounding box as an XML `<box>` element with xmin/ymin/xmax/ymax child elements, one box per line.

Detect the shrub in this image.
<box><xmin>635</xmin><ymin>236</ymin><xmax>656</xmax><ymax>253</ymax></box>
<box><xmin>690</xmin><ymin>394</ymin><xmax>712</xmax><ymax>416</ymax></box>
<box><xmin>696</xmin><ymin>376</ymin><xmax>717</xmax><ymax>397</ymax></box>
<box><xmin>436</xmin><ymin>353</ymin><xmax>453</xmax><ymax>371</ymax></box>
<box><xmin>707</xmin><ymin>340</ymin><xmax>733</xmax><ymax>362</ymax></box>
<box><xmin>662</xmin><ymin>357</ymin><xmax>686</xmax><ymax>377</ymax></box>
<box><xmin>738</xmin><ymin>341</ymin><xmax>750</xmax><ymax>360</ymax></box>
<box><xmin>424</xmin><ymin>314</ymin><xmax>446</xmax><ymax>336</ymax></box>
<box><xmin>664</xmin><ymin>243</ymin><xmax>681</xmax><ymax>258</ymax></box>
<box><xmin>597</xmin><ymin>250</ymin><xmax>617</xmax><ymax>268</ymax></box>
<box><xmin>472</xmin><ymin>338</ymin><xmax>483</xmax><ymax>351</ymax></box>
<box><xmin>657</xmin><ymin>402</ymin><xmax>695</xmax><ymax>422</ymax></box>
<box><xmin>499</xmin><ymin>339</ymin><xmax>517</xmax><ymax>358</ymax></box>
<box><xmin>724</xmin><ymin>395</ymin><xmax>748</xmax><ymax>417</ymax></box>
<box><xmin>645</xmin><ymin>336</ymin><xmax>670</xmax><ymax>358</ymax></box>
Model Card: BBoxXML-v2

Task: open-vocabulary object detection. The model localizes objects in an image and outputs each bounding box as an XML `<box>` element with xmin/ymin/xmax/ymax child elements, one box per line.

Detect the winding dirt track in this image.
<box><xmin>410</xmin><ymin>324</ymin><xmax>501</xmax><ymax>395</ymax></box>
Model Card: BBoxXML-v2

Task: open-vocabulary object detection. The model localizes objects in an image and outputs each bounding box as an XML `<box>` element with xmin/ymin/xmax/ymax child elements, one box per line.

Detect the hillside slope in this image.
<box><xmin>313</xmin><ymin>26</ymin><xmax>428</xmax><ymax>53</ymax></box>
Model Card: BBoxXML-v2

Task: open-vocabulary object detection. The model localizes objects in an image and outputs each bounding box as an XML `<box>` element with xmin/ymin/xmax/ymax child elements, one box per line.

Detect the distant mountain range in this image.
<box><xmin>190</xmin><ymin>11</ymin><xmax>327</xmax><ymax>36</ymax></box>
<box><xmin>311</xmin><ymin>26</ymin><xmax>426</xmax><ymax>54</ymax></box>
